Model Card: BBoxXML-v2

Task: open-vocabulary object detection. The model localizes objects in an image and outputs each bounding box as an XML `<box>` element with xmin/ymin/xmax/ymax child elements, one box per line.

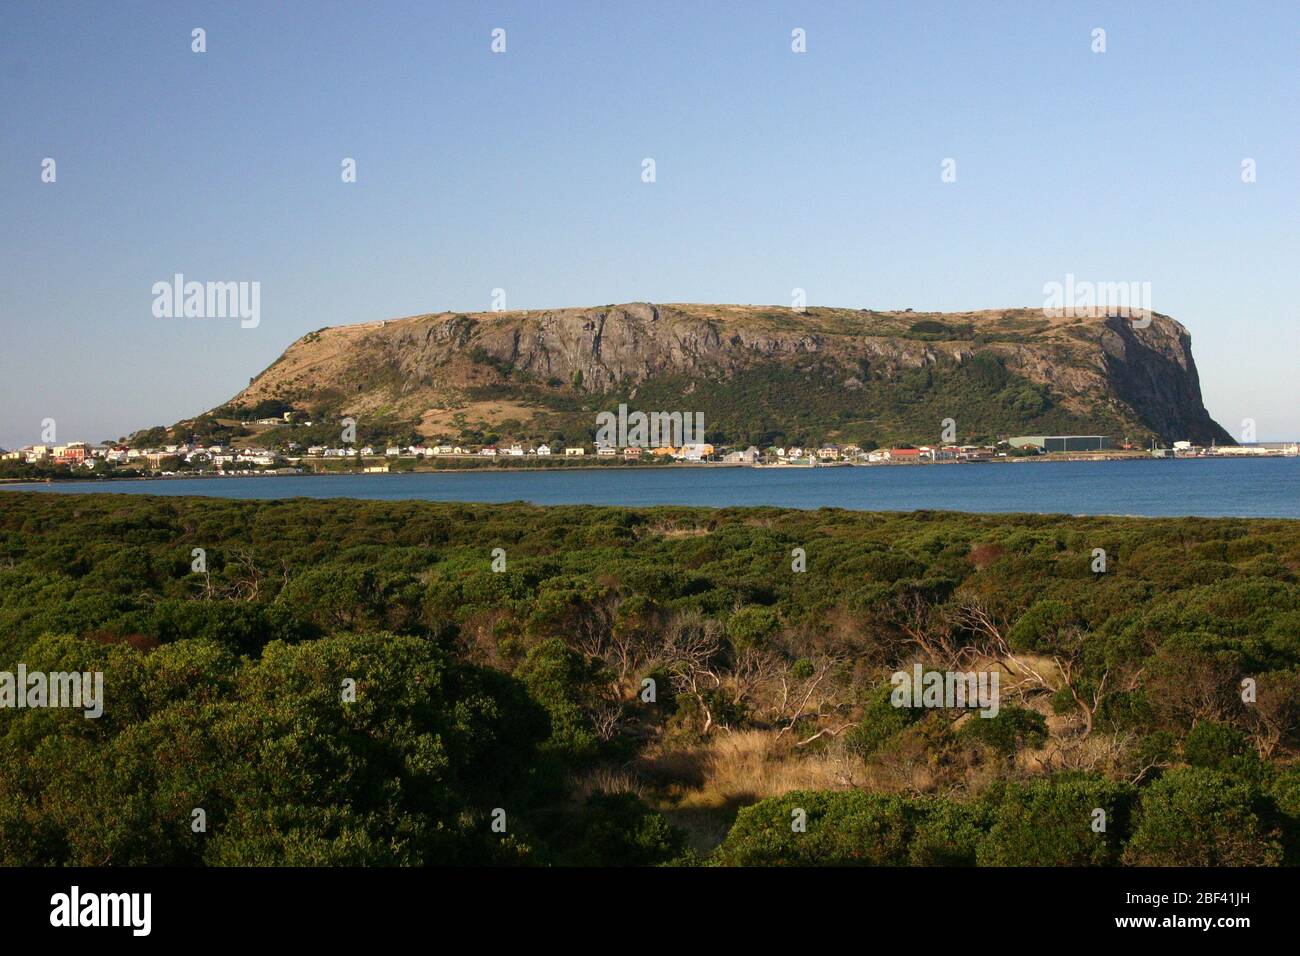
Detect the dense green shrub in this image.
<box><xmin>1183</xmin><ymin>720</ymin><xmax>1248</xmax><ymax>771</ymax></box>
<box><xmin>0</xmin><ymin>632</ymin><xmax>549</xmax><ymax>866</ymax></box>
<box><xmin>960</xmin><ymin>706</ymin><xmax>1048</xmax><ymax>758</ymax></box>
<box><xmin>718</xmin><ymin>791</ymin><xmax>931</xmax><ymax>866</ymax></box>
<box><xmin>1268</xmin><ymin>767</ymin><xmax>1300</xmax><ymax>865</ymax></box>
<box><xmin>554</xmin><ymin>793</ymin><xmax>686</xmax><ymax>867</ymax></box>
<box><xmin>1123</xmin><ymin>768</ymin><xmax>1283</xmax><ymax>866</ymax></box>
<box><xmin>1007</xmin><ymin>600</ymin><xmax>1078</xmax><ymax>653</ymax></box>
<box><xmin>725</xmin><ymin>605</ymin><xmax>780</xmax><ymax>649</ymax></box>
<box><xmin>976</xmin><ymin>776</ymin><xmax>1134</xmax><ymax>866</ymax></box>
<box><xmin>844</xmin><ymin>683</ymin><xmax>923</xmax><ymax>758</ymax></box>
<box><xmin>514</xmin><ymin>638</ymin><xmax>609</xmax><ymax>764</ymax></box>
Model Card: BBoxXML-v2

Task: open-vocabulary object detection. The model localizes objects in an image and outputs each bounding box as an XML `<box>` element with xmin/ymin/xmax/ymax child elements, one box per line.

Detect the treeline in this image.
<box><xmin>0</xmin><ymin>492</ymin><xmax>1297</xmax><ymax>865</ymax></box>
<box><xmin>720</xmin><ymin>770</ymin><xmax>1295</xmax><ymax>865</ymax></box>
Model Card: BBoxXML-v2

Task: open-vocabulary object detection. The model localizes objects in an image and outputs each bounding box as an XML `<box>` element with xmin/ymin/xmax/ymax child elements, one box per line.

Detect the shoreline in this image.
<box><xmin>1</xmin><ymin>452</ymin><xmax>1295</xmax><ymax>487</ymax></box>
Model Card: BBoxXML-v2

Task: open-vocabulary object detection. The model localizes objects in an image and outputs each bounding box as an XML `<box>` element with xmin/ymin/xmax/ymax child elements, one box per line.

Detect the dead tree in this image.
<box><xmin>659</xmin><ymin>613</ymin><xmax>726</xmax><ymax>735</ymax></box>
<box><xmin>775</xmin><ymin>655</ymin><xmax>847</xmax><ymax>739</ymax></box>
<box><xmin>1244</xmin><ymin>671</ymin><xmax>1300</xmax><ymax>758</ymax></box>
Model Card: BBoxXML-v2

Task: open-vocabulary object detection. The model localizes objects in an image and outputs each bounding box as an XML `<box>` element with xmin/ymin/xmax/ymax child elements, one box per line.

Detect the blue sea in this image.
<box><xmin>3</xmin><ymin>457</ymin><xmax>1299</xmax><ymax>518</ymax></box>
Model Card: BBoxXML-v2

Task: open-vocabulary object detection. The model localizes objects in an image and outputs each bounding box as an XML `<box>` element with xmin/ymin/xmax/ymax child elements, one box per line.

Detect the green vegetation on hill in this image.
<box><xmin>0</xmin><ymin>492</ymin><xmax>1296</xmax><ymax>865</ymax></box>
<box><xmin>626</xmin><ymin>358</ymin><xmax>1080</xmax><ymax>448</ymax></box>
<box><xmin>463</xmin><ymin>350</ymin><xmax>1124</xmax><ymax>448</ymax></box>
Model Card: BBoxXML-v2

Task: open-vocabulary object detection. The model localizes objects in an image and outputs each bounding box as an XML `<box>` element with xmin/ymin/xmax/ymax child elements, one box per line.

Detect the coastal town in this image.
<box><xmin>2</xmin><ymin>428</ymin><xmax>1297</xmax><ymax>480</ymax></box>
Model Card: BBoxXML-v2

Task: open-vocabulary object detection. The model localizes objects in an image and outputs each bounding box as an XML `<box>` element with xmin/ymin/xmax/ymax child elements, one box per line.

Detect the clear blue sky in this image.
<box><xmin>2</xmin><ymin>0</ymin><xmax>1297</xmax><ymax>448</ymax></box>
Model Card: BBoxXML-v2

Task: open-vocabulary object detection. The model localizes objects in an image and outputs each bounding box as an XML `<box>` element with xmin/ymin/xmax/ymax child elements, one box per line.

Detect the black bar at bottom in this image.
<box><xmin>0</xmin><ymin>865</ymin><xmax>1289</xmax><ymax>941</ymax></box>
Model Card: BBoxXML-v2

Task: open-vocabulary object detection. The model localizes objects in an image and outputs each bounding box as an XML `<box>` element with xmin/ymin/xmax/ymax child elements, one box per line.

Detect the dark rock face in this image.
<box><xmin>1098</xmin><ymin>318</ymin><xmax>1234</xmax><ymax>446</ymax></box>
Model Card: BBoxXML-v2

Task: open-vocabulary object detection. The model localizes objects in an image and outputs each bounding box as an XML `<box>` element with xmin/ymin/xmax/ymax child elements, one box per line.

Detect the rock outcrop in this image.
<box><xmin>214</xmin><ymin>303</ymin><xmax>1231</xmax><ymax>446</ymax></box>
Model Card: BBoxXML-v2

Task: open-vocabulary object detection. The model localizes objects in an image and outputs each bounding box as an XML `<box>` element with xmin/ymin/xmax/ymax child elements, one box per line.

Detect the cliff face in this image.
<box><xmin>1095</xmin><ymin>317</ymin><xmax>1230</xmax><ymax>445</ymax></box>
<box><xmin>218</xmin><ymin>303</ymin><xmax>1231</xmax><ymax>446</ymax></box>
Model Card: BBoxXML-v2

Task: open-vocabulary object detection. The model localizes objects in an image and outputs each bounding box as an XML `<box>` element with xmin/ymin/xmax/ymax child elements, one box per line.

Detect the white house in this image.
<box><xmin>680</xmin><ymin>443</ymin><xmax>714</xmax><ymax>462</ymax></box>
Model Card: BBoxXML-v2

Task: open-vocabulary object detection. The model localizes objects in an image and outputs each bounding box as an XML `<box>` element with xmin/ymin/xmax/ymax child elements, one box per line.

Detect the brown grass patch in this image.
<box><xmin>968</xmin><ymin>542</ymin><xmax>1005</xmax><ymax>570</ymax></box>
<box><xmin>639</xmin><ymin>730</ymin><xmax>863</xmax><ymax>810</ymax></box>
<box><xmin>417</xmin><ymin>400</ymin><xmax>539</xmax><ymax>435</ymax></box>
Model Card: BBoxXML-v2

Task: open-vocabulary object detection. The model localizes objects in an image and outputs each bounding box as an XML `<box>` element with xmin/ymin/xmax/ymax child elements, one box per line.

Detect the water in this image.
<box><xmin>4</xmin><ymin>457</ymin><xmax>1299</xmax><ymax>517</ymax></box>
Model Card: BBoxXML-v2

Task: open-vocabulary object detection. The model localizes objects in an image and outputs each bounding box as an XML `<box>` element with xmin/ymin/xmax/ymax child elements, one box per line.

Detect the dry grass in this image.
<box><xmin>1016</xmin><ymin>729</ymin><xmax>1137</xmax><ymax>777</ymax></box>
<box><xmin>575</xmin><ymin>646</ymin><xmax>1128</xmax><ymax>854</ymax></box>
<box><xmin>644</xmin><ymin>521</ymin><xmax>711</xmax><ymax>538</ymax></box>
<box><xmin>569</xmin><ymin>765</ymin><xmax>647</xmax><ymax>802</ymax></box>
<box><xmin>638</xmin><ymin>730</ymin><xmax>863</xmax><ymax>810</ymax></box>
<box><xmin>417</xmin><ymin>400</ymin><xmax>538</xmax><ymax>434</ymax></box>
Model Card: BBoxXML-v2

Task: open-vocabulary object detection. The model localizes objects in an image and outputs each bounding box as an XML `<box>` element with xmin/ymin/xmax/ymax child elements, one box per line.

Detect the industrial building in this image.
<box><xmin>1009</xmin><ymin>435</ymin><xmax>1114</xmax><ymax>453</ymax></box>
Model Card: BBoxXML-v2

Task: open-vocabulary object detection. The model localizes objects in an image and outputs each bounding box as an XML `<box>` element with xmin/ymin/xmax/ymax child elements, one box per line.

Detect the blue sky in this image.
<box><xmin>2</xmin><ymin>0</ymin><xmax>1297</xmax><ymax>447</ymax></box>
